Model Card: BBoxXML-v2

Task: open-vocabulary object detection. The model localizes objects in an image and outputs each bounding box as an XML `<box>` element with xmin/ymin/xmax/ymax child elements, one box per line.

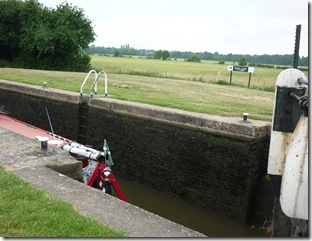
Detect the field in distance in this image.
<box><xmin>90</xmin><ymin>55</ymin><xmax>308</xmax><ymax>91</ymax></box>
<box><xmin>0</xmin><ymin>55</ymin><xmax>308</xmax><ymax>121</ymax></box>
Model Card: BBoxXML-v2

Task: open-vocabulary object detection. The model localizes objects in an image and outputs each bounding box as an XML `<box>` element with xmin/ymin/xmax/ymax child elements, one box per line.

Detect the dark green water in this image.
<box><xmin>117</xmin><ymin>177</ymin><xmax>269</xmax><ymax>237</ymax></box>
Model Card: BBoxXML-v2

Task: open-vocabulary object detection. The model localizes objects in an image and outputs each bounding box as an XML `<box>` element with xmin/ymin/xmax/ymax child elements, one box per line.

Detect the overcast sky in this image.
<box><xmin>39</xmin><ymin>0</ymin><xmax>309</xmax><ymax>56</ymax></box>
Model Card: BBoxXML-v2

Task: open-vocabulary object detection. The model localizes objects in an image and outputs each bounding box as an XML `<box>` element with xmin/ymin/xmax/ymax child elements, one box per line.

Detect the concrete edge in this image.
<box><xmin>12</xmin><ymin>166</ymin><xmax>206</xmax><ymax>237</ymax></box>
<box><xmin>0</xmin><ymin>79</ymin><xmax>79</xmax><ymax>104</ymax></box>
<box><xmin>0</xmin><ymin>79</ymin><xmax>271</xmax><ymax>141</ymax></box>
<box><xmin>89</xmin><ymin>97</ymin><xmax>271</xmax><ymax>141</ymax></box>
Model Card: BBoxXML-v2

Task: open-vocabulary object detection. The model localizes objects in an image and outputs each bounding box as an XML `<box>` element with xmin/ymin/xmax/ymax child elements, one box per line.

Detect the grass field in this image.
<box><xmin>0</xmin><ymin>55</ymin><xmax>308</xmax><ymax>121</ymax></box>
<box><xmin>0</xmin><ymin>166</ymin><xmax>126</xmax><ymax>237</ymax></box>
<box><xmin>90</xmin><ymin>55</ymin><xmax>308</xmax><ymax>91</ymax></box>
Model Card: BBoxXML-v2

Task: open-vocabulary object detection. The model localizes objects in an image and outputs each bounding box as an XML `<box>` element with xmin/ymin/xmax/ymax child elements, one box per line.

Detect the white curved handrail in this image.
<box><xmin>91</xmin><ymin>70</ymin><xmax>108</xmax><ymax>97</ymax></box>
<box><xmin>80</xmin><ymin>70</ymin><xmax>97</xmax><ymax>95</ymax></box>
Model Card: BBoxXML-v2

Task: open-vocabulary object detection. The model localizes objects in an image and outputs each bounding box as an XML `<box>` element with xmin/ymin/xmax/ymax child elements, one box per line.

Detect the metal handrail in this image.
<box><xmin>91</xmin><ymin>70</ymin><xmax>108</xmax><ymax>97</ymax></box>
<box><xmin>80</xmin><ymin>70</ymin><xmax>97</xmax><ymax>95</ymax></box>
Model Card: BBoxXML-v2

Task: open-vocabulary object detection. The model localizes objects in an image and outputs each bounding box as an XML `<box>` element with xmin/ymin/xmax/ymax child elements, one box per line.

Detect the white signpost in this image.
<box><xmin>227</xmin><ymin>65</ymin><xmax>254</xmax><ymax>88</ymax></box>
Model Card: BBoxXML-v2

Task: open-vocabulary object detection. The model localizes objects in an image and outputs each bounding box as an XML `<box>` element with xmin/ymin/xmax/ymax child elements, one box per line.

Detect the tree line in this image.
<box><xmin>86</xmin><ymin>45</ymin><xmax>308</xmax><ymax>67</ymax></box>
<box><xmin>0</xmin><ymin>0</ymin><xmax>95</xmax><ymax>71</ymax></box>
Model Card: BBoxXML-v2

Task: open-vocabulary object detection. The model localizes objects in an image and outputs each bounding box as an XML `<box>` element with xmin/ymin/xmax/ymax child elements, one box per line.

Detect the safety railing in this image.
<box><xmin>91</xmin><ymin>70</ymin><xmax>107</xmax><ymax>97</ymax></box>
<box><xmin>80</xmin><ymin>69</ymin><xmax>108</xmax><ymax>97</ymax></box>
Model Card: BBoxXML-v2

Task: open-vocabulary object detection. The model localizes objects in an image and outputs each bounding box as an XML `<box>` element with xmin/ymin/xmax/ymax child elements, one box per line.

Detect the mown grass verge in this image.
<box><xmin>0</xmin><ymin>166</ymin><xmax>127</xmax><ymax>238</ymax></box>
<box><xmin>0</xmin><ymin>68</ymin><xmax>275</xmax><ymax>121</ymax></box>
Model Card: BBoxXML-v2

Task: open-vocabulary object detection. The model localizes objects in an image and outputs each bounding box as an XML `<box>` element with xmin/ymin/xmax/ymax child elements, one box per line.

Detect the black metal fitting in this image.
<box><xmin>289</xmin><ymin>91</ymin><xmax>308</xmax><ymax>117</ymax></box>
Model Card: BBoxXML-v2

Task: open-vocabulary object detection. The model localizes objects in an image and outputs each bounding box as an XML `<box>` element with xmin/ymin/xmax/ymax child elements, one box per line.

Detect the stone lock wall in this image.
<box><xmin>86</xmin><ymin>100</ymin><xmax>271</xmax><ymax>222</ymax></box>
<box><xmin>0</xmin><ymin>81</ymin><xmax>80</xmax><ymax>141</ymax></box>
<box><xmin>0</xmin><ymin>80</ymin><xmax>273</xmax><ymax>222</ymax></box>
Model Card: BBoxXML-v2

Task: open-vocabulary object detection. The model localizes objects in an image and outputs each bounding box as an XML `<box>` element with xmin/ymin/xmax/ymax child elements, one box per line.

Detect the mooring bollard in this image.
<box><xmin>243</xmin><ymin>112</ymin><xmax>248</xmax><ymax>121</ymax></box>
<box><xmin>35</xmin><ymin>136</ymin><xmax>54</xmax><ymax>154</ymax></box>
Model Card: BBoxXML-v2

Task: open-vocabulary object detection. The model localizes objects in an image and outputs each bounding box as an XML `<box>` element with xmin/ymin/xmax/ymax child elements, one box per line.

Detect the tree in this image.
<box><xmin>185</xmin><ymin>56</ymin><xmax>201</xmax><ymax>63</ymax></box>
<box><xmin>153</xmin><ymin>50</ymin><xmax>170</xmax><ymax>60</ymax></box>
<box><xmin>0</xmin><ymin>0</ymin><xmax>95</xmax><ymax>71</ymax></box>
<box><xmin>239</xmin><ymin>57</ymin><xmax>247</xmax><ymax>66</ymax></box>
<box><xmin>161</xmin><ymin>50</ymin><xmax>170</xmax><ymax>60</ymax></box>
<box><xmin>154</xmin><ymin>50</ymin><xmax>162</xmax><ymax>59</ymax></box>
<box><xmin>84</xmin><ymin>47</ymin><xmax>308</xmax><ymax>67</ymax></box>
<box><xmin>113</xmin><ymin>50</ymin><xmax>121</xmax><ymax>57</ymax></box>
<box><xmin>0</xmin><ymin>0</ymin><xmax>24</xmax><ymax>61</ymax></box>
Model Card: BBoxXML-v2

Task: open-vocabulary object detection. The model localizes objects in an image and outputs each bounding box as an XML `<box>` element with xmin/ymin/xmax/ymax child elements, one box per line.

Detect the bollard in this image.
<box><xmin>243</xmin><ymin>112</ymin><xmax>248</xmax><ymax>121</ymax></box>
<box><xmin>41</xmin><ymin>138</ymin><xmax>48</xmax><ymax>151</ymax></box>
<box><xmin>35</xmin><ymin>136</ymin><xmax>54</xmax><ymax>154</ymax></box>
<box><xmin>239</xmin><ymin>112</ymin><xmax>250</xmax><ymax>124</ymax></box>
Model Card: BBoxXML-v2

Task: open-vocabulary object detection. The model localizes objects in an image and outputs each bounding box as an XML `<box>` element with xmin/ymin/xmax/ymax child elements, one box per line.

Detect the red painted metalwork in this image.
<box><xmin>86</xmin><ymin>161</ymin><xmax>128</xmax><ymax>202</ymax></box>
<box><xmin>0</xmin><ymin>113</ymin><xmax>128</xmax><ymax>202</ymax></box>
<box><xmin>109</xmin><ymin>172</ymin><xmax>128</xmax><ymax>202</ymax></box>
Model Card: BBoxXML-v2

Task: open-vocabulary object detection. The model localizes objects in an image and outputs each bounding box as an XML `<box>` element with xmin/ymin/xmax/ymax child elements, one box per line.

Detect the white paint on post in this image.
<box><xmin>268</xmin><ymin>68</ymin><xmax>308</xmax><ymax>220</ymax></box>
<box><xmin>280</xmin><ymin>116</ymin><xmax>308</xmax><ymax>220</ymax></box>
<box><xmin>267</xmin><ymin>68</ymin><xmax>307</xmax><ymax>175</ymax></box>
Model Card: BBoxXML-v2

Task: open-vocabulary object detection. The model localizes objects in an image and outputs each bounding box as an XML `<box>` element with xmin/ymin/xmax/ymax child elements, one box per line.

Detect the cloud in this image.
<box><xmin>39</xmin><ymin>0</ymin><xmax>309</xmax><ymax>55</ymax></box>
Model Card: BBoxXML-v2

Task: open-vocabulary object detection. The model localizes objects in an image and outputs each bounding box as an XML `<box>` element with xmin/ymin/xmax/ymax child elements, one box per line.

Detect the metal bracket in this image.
<box><xmin>272</xmin><ymin>86</ymin><xmax>306</xmax><ymax>132</ymax></box>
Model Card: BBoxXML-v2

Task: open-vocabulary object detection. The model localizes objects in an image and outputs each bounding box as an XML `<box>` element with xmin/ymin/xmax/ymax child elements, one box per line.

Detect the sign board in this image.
<box><xmin>227</xmin><ymin>65</ymin><xmax>254</xmax><ymax>73</ymax></box>
<box><xmin>227</xmin><ymin>65</ymin><xmax>233</xmax><ymax>71</ymax></box>
<box><xmin>233</xmin><ymin>66</ymin><xmax>248</xmax><ymax>72</ymax></box>
<box><xmin>248</xmin><ymin>67</ymin><xmax>254</xmax><ymax>73</ymax></box>
<box><xmin>227</xmin><ymin>66</ymin><xmax>255</xmax><ymax>87</ymax></box>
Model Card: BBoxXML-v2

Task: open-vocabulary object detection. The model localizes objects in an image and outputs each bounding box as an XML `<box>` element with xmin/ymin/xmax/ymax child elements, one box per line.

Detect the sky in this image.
<box><xmin>39</xmin><ymin>0</ymin><xmax>309</xmax><ymax>56</ymax></box>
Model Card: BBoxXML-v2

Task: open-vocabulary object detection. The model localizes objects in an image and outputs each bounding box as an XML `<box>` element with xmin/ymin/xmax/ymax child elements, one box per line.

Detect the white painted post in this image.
<box><xmin>280</xmin><ymin>115</ymin><xmax>308</xmax><ymax>220</ymax></box>
<box><xmin>267</xmin><ymin>68</ymin><xmax>307</xmax><ymax>175</ymax></box>
<box><xmin>267</xmin><ymin>68</ymin><xmax>308</xmax><ymax>220</ymax></box>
